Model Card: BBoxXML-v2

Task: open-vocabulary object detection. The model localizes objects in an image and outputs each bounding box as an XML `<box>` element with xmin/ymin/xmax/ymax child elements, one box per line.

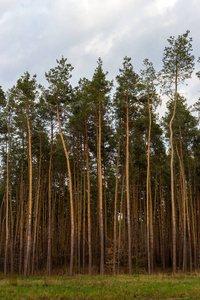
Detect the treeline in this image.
<box><xmin>0</xmin><ymin>31</ymin><xmax>200</xmax><ymax>277</ymax></box>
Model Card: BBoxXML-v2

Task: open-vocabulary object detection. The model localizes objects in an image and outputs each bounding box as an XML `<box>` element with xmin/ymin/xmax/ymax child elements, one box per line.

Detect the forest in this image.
<box><xmin>0</xmin><ymin>30</ymin><xmax>200</xmax><ymax>278</ymax></box>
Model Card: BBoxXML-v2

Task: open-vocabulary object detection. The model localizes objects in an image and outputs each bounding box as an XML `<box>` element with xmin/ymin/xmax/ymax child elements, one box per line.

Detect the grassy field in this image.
<box><xmin>0</xmin><ymin>273</ymin><xmax>200</xmax><ymax>299</ymax></box>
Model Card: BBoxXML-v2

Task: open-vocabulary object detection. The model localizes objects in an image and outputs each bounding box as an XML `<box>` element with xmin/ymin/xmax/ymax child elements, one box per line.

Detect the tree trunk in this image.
<box><xmin>103</xmin><ymin>157</ymin><xmax>107</xmax><ymax>260</ymax></box>
<box><xmin>187</xmin><ymin>154</ymin><xmax>197</xmax><ymax>270</ymax></box>
<box><xmin>118</xmin><ymin>174</ymin><xmax>125</xmax><ymax>274</ymax></box>
<box><xmin>98</xmin><ymin>103</ymin><xmax>104</xmax><ymax>275</ymax></box>
<box><xmin>47</xmin><ymin>118</ymin><xmax>53</xmax><ymax>275</ymax></box>
<box><xmin>126</xmin><ymin>91</ymin><xmax>132</xmax><ymax>275</ymax></box>
<box><xmin>56</xmin><ymin>102</ymin><xmax>74</xmax><ymax>276</ymax></box>
<box><xmin>160</xmin><ymin>170</ymin><xmax>165</xmax><ymax>270</ymax></box>
<box><xmin>4</xmin><ymin>108</ymin><xmax>10</xmax><ymax>276</ymax></box>
<box><xmin>9</xmin><ymin>182</ymin><xmax>14</xmax><ymax>273</ymax></box>
<box><xmin>175</xmin><ymin>139</ymin><xmax>188</xmax><ymax>272</ymax></box>
<box><xmin>169</xmin><ymin>57</ymin><xmax>178</xmax><ymax>273</ymax></box>
<box><xmin>19</xmin><ymin>134</ymin><xmax>24</xmax><ymax>275</ymax></box>
<box><xmin>146</xmin><ymin>73</ymin><xmax>152</xmax><ymax>275</ymax></box>
<box><xmin>82</xmin><ymin>137</ymin><xmax>86</xmax><ymax>274</ymax></box>
<box><xmin>85</xmin><ymin>120</ymin><xmax>92</xmax><ymax>275</ymax></box>
<box><xmin>113</xmin><ymin>118</ymin><xmax>121</xmax><ymax>274</ymax></box>
<box><xmin>31</xmin><ymin>130</ymin><xmax>42</xmax><ymax>274</ymax></box>
<box><xmin>77</xmin><ymin>140</ymin><xmax>81</xmax><ymax>274</ymax></box>
<box><xmin>24</xmin><ymin>103</ymin><xmax>33</xmax><ymax>278</ymax></box>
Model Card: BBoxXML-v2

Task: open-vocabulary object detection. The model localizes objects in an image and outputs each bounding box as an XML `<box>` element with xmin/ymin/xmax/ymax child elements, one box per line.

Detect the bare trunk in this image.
<box><xmin>4</xmin><ymin>108</ymin><xmax>10</xmax><ymax>275</ymax></box>
<box><xmin>82</xmin><ymin>138</ymin><xmax>86</xmax><ymax>274</ymax></box>
<box><xmin>113</xmin><ymin>118</ymin><xmax>121</xmax><ymax>274</ymax></box>
<box><xmin>118</xmin><ymin>174</ymin><xmax>125</xmax><ymax>274</ymax></box>
<box><xmin>47</xmin><ymin>118</ymin><xmax>53</xmax><ymax>275</ymax></box>
<box><xmin>24</xmin><ymin>103</ymin><xmax>33</xmax><ymax>278</ymax></box>
<box><xmin>98</xmin><ymin>103</ymin><xmax>104</xmax><ymax>275</ymax></box>
<box><xmin>187</xmin><ymin>154</ymin><xmax>197</xmax><ymax>270</ymax></box>
<box><xmin>9</xmin><ymin>183</ymin><xmax>14</xmax><ymax>273</ymax></box>
<box><xmin>126</xmin><ymin>91</ymin><xmax>132</xmax><ymax>275</ymax></box>
<box><xmin>77</xmin><ymin>141</ymin><xmax>81</xmax><ymax>274</ymax></box>
<box><xmin>176</xmin><ymin>137</ymin><xmax>188</xmax><ymax>272</ymax></box>
<box><xmin>146</xmin><ymin>73</ymin><xmax>152</xmax><ymax>275</ymax></box>
<box><xmin>85</xmin><ymin>120</ymin><xmax>92</xmax><ymax>275</ymax></box>
<box><xmin>169</xmin><ymin>57</ymin><xmax>178</xmax><ymax>273</ymax></box>
<box><xmin>56</xmin><ymin>102</ymin><xmax>74</xmax><ymax>276</ymax></box>
<box><xmin>19</xmin><ymin>134</ymin><xmax>24</xmax><ymax>274</ymax></box>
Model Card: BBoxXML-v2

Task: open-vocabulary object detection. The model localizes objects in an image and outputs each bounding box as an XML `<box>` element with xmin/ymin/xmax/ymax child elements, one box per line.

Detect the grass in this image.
<box><xmin>0</xmin><ymin>273</ymin><xmax>200</xmax><ymax>299</ymax></box>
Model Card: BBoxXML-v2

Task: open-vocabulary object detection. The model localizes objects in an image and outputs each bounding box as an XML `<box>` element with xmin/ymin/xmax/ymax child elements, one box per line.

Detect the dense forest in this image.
<box><xmin>1</xmin><ymin>30</ymin><xmax>200</xmax><ymax>277</ymax></box>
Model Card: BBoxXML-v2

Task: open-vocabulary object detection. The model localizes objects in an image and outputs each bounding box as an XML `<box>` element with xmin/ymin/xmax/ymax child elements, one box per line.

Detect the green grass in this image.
<box><xmin>0</xmin><ymin>273</ymin><xmax>200</xmax><ymax>299</ymax></box>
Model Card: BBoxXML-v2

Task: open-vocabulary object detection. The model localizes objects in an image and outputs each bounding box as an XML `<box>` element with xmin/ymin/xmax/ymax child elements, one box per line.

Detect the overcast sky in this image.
<box><xmin>0</xmin><ymin>0</ymin><xmax>200</xmax><ymax>116</ymax></box>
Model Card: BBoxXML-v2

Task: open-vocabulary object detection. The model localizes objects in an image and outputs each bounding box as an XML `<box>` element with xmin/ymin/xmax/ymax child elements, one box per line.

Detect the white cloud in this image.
<box><xmin>154</xmin><ymin>0</ymin><xmax>178</xmax><ymax>14</ymax></box>
<box><xmin>0</xmin><ymin>0</ymin><xmax>200</xmax><ymax>119</ymax></box>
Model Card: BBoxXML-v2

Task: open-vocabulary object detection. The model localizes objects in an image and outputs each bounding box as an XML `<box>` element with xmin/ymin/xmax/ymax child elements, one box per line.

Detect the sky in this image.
<box><xmin>0</xmin><ymin>0</ymin><xmax>200</xmax><ymax>117</ymax></box>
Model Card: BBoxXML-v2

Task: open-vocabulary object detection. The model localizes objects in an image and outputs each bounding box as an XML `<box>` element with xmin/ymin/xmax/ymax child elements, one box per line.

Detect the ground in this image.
<box><xmin>0</xmin><ymin>273</ymin><xmax>200</xmax><ymax>299</ymax></box>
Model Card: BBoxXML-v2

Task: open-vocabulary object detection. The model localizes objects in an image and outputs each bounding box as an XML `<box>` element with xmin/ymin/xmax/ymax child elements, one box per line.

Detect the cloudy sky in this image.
<box><xmin>0</xmin><ymin>0</ymin><xmax>200</xmax><ymax>116</ymax></box>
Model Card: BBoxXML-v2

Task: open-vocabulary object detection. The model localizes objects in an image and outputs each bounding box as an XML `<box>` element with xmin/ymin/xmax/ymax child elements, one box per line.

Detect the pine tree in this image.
<box><xmin>115</xmin><ymin>57</ymin><xmax>141</xmax><ymax>275</ymax></box>
<box><xmin>45</xmin><ymin>57</ymin><xmax>75</xmax><ymax>276</ymax></box>
<box><xmin>160</xmin><ymin>31</ymin><xmax>195</xmax><ymax>273</ymax></box>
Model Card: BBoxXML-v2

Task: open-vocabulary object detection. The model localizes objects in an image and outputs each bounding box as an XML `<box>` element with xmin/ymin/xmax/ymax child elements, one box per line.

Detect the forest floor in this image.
<box><xmin>0</xmin><ymin>273</ymin><xmax>200</xmax><ymax>299</ymax></box>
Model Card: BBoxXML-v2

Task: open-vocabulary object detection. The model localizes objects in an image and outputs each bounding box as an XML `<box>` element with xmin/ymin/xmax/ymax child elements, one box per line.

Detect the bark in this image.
<box><xmin>103</xmin><ymin>157</ymin><xmax>107</xmax><ymax>257</ymax></box>
<box><xmin>4</xmin><ymin>108</ymin><xmax>10</xmax><ymax>276</ymax></box>
<box><xmin>82</xmin><ymin>138</ymin><xmax>86</xmax><ymax>274</ymax></box>
<box><xmin>77</xmin><ymin>140</ymin><xmax>81</xmax><ymax>274</ymax></box>
<box><xmin>85</xmin><ymin>120</ymin><xmax>92</xmax><ymax>275</ymax></box>
<box><xmin>0</xmin><ymin>196</ymin><xmax>5</xmax><ymax>255</ymax></box>
<box><xmin>146</xmin><ymin>73</ymin><xmax>152</xmax><ymax>275</ymax></box>
<box><xmin>19</xmin><ymin>135</ymin><xmax>24</xmax><ymax>274</ymax></box>
<box><xmin>175</xmin><ymin>140</ymin><xmax>188</xmax><ymax>272</ymax></box>
<box><xmin>126</xmin><ymin>91</ymin><xmax>132</xmax><ymax>275</ymax></box>
<box><xmin>32</xmin><ymin>130</ymin><xmax>42</xmax><ymax>274</ymax></box>
<box><xmin>113</xmin><ymin>118</ymin><xmax>121</xmax><ymax>274</ymax></box>
<box><xmin>9</xmin><ymin>183</ymin><xmax>14</xmax><ymax>273</ymax></box>
<box><xmin>169</xmin><ymin>57</ymin><xmax>178</xmax><ymax>273</ymax></box>
<box><xmin>160</xmin><ymin>171</ymin><xmax>165</xmax><ymax>270</ymax></box>
<box><xmin>47</xmin><ymin>118</ymin><xmax>53</xmax><ymax>275</ymax></box>
<box><xmin>118</xmin><ymin>174</ymin><xmax>125</xmax><ymax>274</ymax></box>
<box><xmin>98</xmin><ymin>103</ymin><xmax>104</xmax><ymax>275</ymax></box>
<box><xmin>24</xmin><ymin>103</ymin><xmax>33</xmax><ymax>278</ymax></box>
<box><xmin>187</xmin><ymin>154</ymin><xmax>197</xmax><ymax>270</ymax></box>
<box><xmin>56</xmin><ymin>102</ymin><xmax>74</xmax><ymax>276</ymax></box>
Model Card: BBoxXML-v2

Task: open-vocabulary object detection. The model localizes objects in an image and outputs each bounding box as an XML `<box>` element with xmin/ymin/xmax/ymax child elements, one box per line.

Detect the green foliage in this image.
<box><xmin>90</xmin><ymin>58</ymin><xmax>113</xmax><ymax>107</ymax></box>
<box><xmin>15</xmin><ymin>72</ymin><xmax>38</xmax><ymax>106</ymax></box>
<box><xmin>160</xmin><ymin>30</ymin><xmax>195</xmax><ymax>94</ymax></box>
<box><xmin>162</xmin><ymin>94</ymin><xmax>198</xmax><ymax>149</ymax></box>
<box><xmin>0</xmin><ymin>85</ymin><xmax>6</xmax><ymax>107</ymax></box>
<box><xmin>196</xmin><ymin>57</ymin><xmax>200</xmax><ymax>79</ymax></box>
<box><xmin>115</xmin><ymin>56</ymin><xmax>141</xmax><ymax>111</ymax></box>
<box><xmin>0</xmin><ymin>38</ymin><xmax>199</xmax><ymax>276</ymax></box>
<box><xmin>45</xmin><ymin>56</ymin><xmax>74</xmax><ymax>105</ymax></box>
<box><xmin>140</xmin><ymin>58</ymin><xmax>161</xmax><ymax>110</ymax></box>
